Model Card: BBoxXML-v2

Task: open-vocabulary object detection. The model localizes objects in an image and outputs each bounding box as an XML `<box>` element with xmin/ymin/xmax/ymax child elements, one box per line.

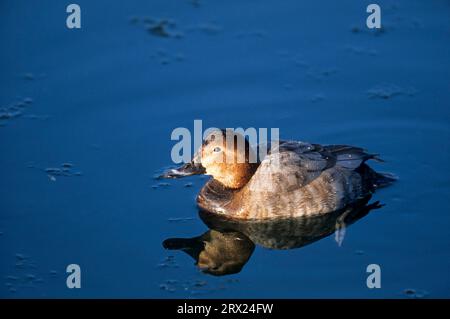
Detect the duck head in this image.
<box><xmin>162</xmin><ymin>129</ymin><xmax>258</xmax><ymax>189</ymax></box>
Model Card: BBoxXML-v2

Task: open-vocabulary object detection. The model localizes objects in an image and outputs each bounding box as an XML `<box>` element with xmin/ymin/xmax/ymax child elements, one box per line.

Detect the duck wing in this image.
<box><xmin>321</xmin><ymin>144</ymin><xmax>380</xmax><ymax>169</ymax></box>
<box><xmin>247</xmin><ymin>141</ymin><xmax>377</xmax><ymax>193</ymax></box>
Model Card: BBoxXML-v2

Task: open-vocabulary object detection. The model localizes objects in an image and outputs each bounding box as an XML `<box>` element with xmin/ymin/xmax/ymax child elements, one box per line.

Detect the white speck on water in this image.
<box><xmin>25</xmin><ymin>274</ymin><xmax>36</xmax><ymax>281</ymax></box>
<box><xmin>6</xmin><ymin>275</ymin><xmax>19</xmax><ymax>281</ymax></box>
<box><xmin>24</xmin><ymin>73</ymin><xmax>35</xmax><ymax>80</ymax></box>
<box><xmin>168</xmin><ymin>217</ymin><xmax>195</xmax><ymax>223</ymax></box>
<box><xmin>15</xmin><ymin>253</ymin><xmax>26</xmax><ymax>260</ymax></box>
<box><xmin>158</xmin><ymin>182</ymin><xmax>170</xmax><ymax>187</ymax></box>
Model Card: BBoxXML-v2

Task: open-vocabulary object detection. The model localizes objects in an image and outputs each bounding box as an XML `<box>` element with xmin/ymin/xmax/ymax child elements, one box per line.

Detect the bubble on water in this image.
<box><xmin>45</xmin><ymin>168</ymin><xmax>60</xmax><ymax>173</ymax></box>
<box><xmin>350</xmin><ymin>26</ymin><xmax>361</xmax><ymax>33</ymax></box>
<box><xmin>345</xmin><ymin>45</ymin><xmax>378</xmax><ymax>56</ymax></box>
<box><xmin>157</xmin><ymin>255</ymin><xmax>179</xmax><ymax>269</ymax></box>
<box><xmin>225</xmin><ymin>278</ymin><xmax>239</xmax><ymax>283</ymax></box>
<box><xmin>25</xmin><ymin>114</ymin><xmax>50</xmax><ymax>120</ymax></box>
<box><xmin>175</xmin><ymin>53</ymin><xmax>185</xmax><ymax>62</ymax></box>
<box><xmin>15</xmin><ymin>253</ymin><xmax>26</xmax><ymax>260</ymax></box>
<box><xmin>192</xmin><ymin>23</ymin><xmax>223</xmax><ymax>36</ymax></box>
<box><xmin>143</xmin><ymin>18</ymin><xmax>180</xmax><ymax>38</ymax></box>
<box><xmin>403</xmin><ymin>288</ymin><xmax>429</xmax><ymax>299</ymax></box>
<box><xmin>39</xmin><ymin>163</ymin><xmax>82</xmax><ymax>180</ymax></box>
<box><xmin>23</xmin><ymin>97</ymin><xmax>33</xmax><ymax>104</ymax></box>
<box><xmin>160</xmin><ymin>58</ymin><xmax>170</xmax><ymax>65</ymax></box>
<box><xmin>24</xmin><ymin>73</ymin><xmax>35</xmax><ymax>80</ymax></box>
<box><xmin>168</xmin><ymin>217</ymin><xmax>195</xmax><ymax>223</ymax></box>
<box><xmin>1</xmin><ymin>97</ymin><xmax>44</xmax><ymax>126</ymax></box>
<box><xmin>159</xmin><ymin>283</ymin><xmax>169</xmax><ymax>290</ymax></box>
<box><xmin>193</xmin><ymin>280</ymin><xmax>207</xmax><ymax>287</ymax></box>
<box><xmin>190</xmin><ymin>0</ymin><xmax>201</xmax><ymax>8</ymax></box>
<box><xmin>151</xmin><ymin>50</ymin><xmax>185</xmax><ymax>65</ymax></box>
<box><xmin>310</xmin><ymin>93</ymin><xmax>325</xmax><ymax>103</ymax></box>
<box><xmin>350</xmin><ymin>25</ymin><xmax>390</xmax><ymax>36</ymax></box>
<box><xmin>158</xmin><ymin>182</ymin><xmax>171</xmax><ymax>187</ymax></box>
<box><xmin>367</xmin><ymin>84</ymin><xmax>417</xmax><ymax>99</ymax></box>
<box><xmin>235</xmin><ymin>30</ymin><xmax>267</xmax><ymax>39</ymax></box>
<box><xmin>6</xmin><ymin>276</ymin><xmax>19</xmax><ymax>281</ymax></box>
<box><xmin>307</xmin><ymin>67</ymin><xmax>338</xmax><ymax>81</ymax></box>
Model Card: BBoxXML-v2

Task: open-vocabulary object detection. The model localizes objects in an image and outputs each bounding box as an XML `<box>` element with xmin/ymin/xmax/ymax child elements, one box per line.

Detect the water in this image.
<box><xmin>1</xmin><ymin>0</ymin><xmax>449</xmax><ymax>298</ymax></box>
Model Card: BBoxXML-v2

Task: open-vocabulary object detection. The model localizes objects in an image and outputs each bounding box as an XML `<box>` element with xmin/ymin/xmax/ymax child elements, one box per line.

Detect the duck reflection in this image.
<box><xmin>163</xmin><ymin>196</ymin><xmax>382</xmax><ymax>276</ymax></box>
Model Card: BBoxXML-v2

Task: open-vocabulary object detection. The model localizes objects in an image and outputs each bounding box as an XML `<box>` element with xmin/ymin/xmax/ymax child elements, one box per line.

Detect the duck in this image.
<box><xmin>161</xmin><ymin>129</ymin><xmax>395</xmax><ymax>219</ymax></box>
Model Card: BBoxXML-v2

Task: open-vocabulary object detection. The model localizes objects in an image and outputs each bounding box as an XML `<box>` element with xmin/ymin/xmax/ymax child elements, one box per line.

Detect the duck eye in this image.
<box><xmin>213</xmin><ymin>147</ymin><xmax>222</xmax><ymax>153</ymax></box>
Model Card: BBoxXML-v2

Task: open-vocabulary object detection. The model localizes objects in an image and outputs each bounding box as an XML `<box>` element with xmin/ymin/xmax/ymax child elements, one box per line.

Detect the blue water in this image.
<box><xmin>1</xmin><ymin>0</ymin><xmax>449</xmax><ymax>298</ymax></box>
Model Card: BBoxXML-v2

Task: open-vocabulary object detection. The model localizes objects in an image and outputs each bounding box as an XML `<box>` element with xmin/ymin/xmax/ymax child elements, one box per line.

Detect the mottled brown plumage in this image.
<box><xmin>163</xmin><ymin>130</ymin><xmax>395</xmax><ymax>220</ymax></box>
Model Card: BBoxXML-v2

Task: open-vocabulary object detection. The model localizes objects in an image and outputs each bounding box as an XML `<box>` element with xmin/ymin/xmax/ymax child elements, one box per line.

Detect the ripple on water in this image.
<box><xmin>130</xmin><ymin>16</ymin><xmax>183</xmax><ymax>39</ymax></box>
<box><xmin>29</xmin><ymin>162</ymin><xmax>83</xmax><ymax>181</ymax></box>
<box><xmin>157</xmin><ymin>255</ymin><xmax>179</xmax><ymax>269</ymax></box>
<box><xmin>367</xmin><ymin>83</ymin><xmax>417</xmax><ymax>99</ymax></box>
<box><xmin>158</xmin><ymin>277</ymin><xmax>238</xmax><ymax>296</ymax></box>
<box><xmin>3</xmin><ymin>253</ymin><xmax>54</xmax><ymax>294</ymax></box>
<box><xmin>167</xmin><ymin>217</ymin><xmax>196</xmax><ymax>223</ymax></box>
<box><xmin>0</xmin><ymin>97</ymin><xmax>50</xmax><ymax>127</ymax></box>
<box><xmin>402</xmin><ymin>288</ymin><xmax>429</xmax><ymax>299</ymax></box>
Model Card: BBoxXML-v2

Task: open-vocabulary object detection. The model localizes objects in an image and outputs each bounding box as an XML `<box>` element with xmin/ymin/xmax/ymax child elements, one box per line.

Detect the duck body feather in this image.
<box><xmin>198</xmin><ymin>140</ymin><xmax>393</xmax><ymax>219</ymax></box>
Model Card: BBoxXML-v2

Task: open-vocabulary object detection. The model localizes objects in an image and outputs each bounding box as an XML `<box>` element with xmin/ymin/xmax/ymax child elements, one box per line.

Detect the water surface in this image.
<box><xmin>1</xmin><ymin>0</ymin><xmax>449</xmax><ymax>298</ymax></box>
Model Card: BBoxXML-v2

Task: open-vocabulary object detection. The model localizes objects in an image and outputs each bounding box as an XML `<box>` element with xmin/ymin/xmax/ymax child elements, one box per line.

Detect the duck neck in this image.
<box><xmin>218</xmin><ymin>162</ymin><xmax>259</xmax><ymax>189</ymax></box>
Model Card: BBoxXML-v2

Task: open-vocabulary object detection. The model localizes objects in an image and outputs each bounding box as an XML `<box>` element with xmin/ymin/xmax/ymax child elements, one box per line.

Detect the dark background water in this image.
<box><xmin>1</xmin><ymin>0</ymin><xmax>449</xmax><ymax>298</ymax></box>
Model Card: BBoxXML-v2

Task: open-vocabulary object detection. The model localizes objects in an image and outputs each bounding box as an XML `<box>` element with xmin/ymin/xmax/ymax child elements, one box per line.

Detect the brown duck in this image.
<box><xmin>161</xmin><ymin>129</ymin><xmax>395</xmax><ymax>219</ymax></box>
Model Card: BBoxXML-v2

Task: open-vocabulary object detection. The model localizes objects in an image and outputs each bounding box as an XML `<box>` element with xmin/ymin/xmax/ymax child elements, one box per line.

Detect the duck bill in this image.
<box><xmin>162</xmin><ymin>237</ymin><xmax>204</xmax><ymax>260</ymax></box>
<box><xmin>160</xmin><ymin>161</ymin><xmax>205</xmax><ymax>179</ymax></box>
